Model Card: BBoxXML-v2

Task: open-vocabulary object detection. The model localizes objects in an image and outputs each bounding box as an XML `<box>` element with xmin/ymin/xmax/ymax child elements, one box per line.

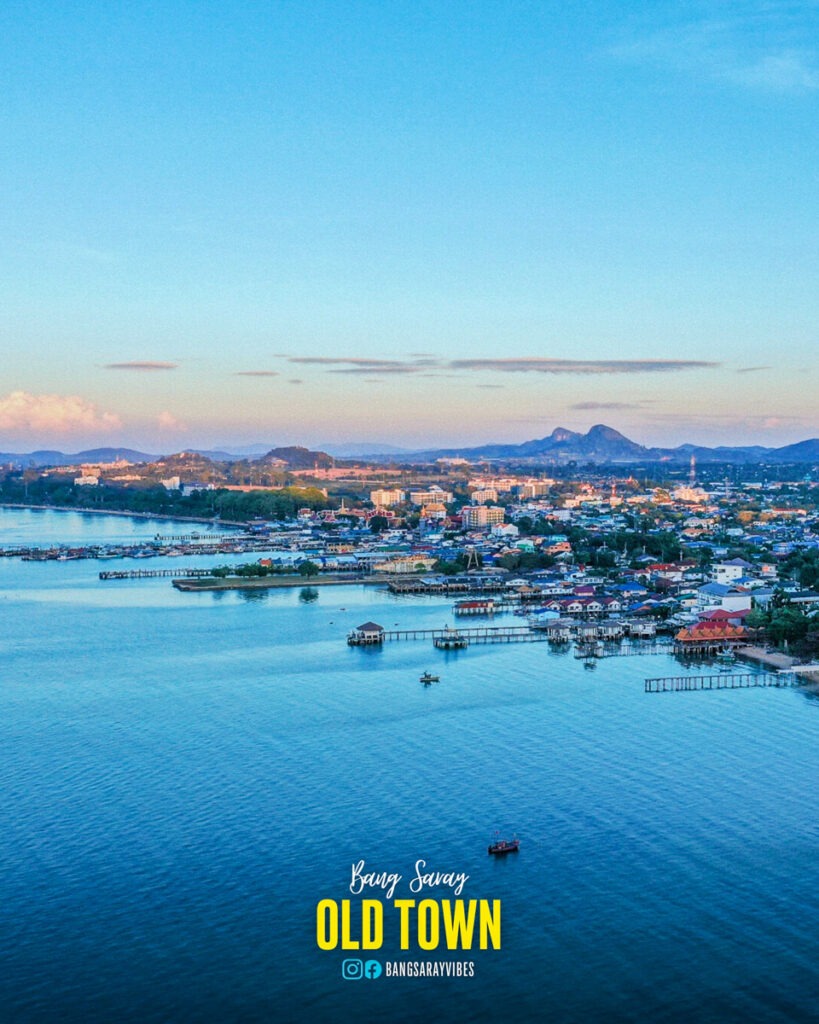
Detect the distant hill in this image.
<box><xmin>395</xmin><ymin>425</ymin><xmax>819</xmax><ymax>465</ymax></box>
<box><xmin>0</xmin><ymin>447</ymin><xmax>157</xmax><ymax>467</ymax></box>
<box><xmin>317</xmin><ymin>442</ymin><xmax>412</xmax><ymax>458</ymax></box>
<box><xmin>259</xmin><ymin>446</ymin><xmax>336</xmax><ymax>469</ymax></box>
<box><xmin>3</xmin><ymin>428</ymin><xmax>819</xmax><ymax>470</ymax></box>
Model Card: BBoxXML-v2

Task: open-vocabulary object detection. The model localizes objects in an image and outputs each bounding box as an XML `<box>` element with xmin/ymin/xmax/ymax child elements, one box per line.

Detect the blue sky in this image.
<box><xmin>1</xmin><ymin>0</ymin><xmax>818</xmax><ymax>451</ymax></box>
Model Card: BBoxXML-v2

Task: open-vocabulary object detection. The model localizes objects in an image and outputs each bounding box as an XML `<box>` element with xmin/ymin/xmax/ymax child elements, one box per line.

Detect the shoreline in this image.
<box><xmin>0</xmin><ymin>502</ymin><xmax>245</xmax><ymax>530</ymax></box>
<box><xmin>736</xmin><ymin>645</ymin><xmax>797</xmax><ymax>670</ymax></box>
<box><xmin>173</xmin><ymin>574</ymin><xmax>384</xmax><ymax>591</ymax></box>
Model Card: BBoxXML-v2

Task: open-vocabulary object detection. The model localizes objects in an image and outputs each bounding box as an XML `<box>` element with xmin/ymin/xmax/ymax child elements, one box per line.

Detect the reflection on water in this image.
<box><xmin>1</xmin><ymin>507</ymin><xmax>819</xmax><ymax>1023</ymax></box>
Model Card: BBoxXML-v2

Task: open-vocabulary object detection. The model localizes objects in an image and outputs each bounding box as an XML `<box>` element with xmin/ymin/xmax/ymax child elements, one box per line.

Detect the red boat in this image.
<box><xmin>488</xmin><ymin>835</ymin><xmax>520</xmax><ymax>855</ymax></box>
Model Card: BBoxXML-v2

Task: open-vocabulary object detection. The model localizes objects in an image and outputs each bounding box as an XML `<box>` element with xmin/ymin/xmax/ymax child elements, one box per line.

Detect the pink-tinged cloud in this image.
<box><xmin>104</xmin><ymin>361</ymin><xmax>178</xmax><ymax>371</ymax></box>
<box><xmin>157</xmin><ymin>411</ymin><xmax>186</xmax><ymax>430</ymax></box>
<box><xmin>235</xmin><ymin>370</ymin><xmax>279</xmax><ymax>377</ymax></box>
<box><xmin>0</xmin><ymin>391</ymin><xmax>122</xmax><ymax>434</ymax></box>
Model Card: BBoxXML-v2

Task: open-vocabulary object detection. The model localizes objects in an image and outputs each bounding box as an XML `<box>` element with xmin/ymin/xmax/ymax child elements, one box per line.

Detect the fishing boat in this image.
<box><xmin>488</xmin><ymin>834</ymin><xmax>520</xmax><ymax>855</ymax></box>
<box><xmin>420</xmin><ymin>671</ymin><xmax>440</xmax><ymax>685</ymax></box>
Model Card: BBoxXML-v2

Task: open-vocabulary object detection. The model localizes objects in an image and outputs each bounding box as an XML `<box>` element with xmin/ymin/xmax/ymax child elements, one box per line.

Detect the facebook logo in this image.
<box><xmin>341</xmin><ymin>958</ymin><xmax>382</xmax><ymax>980</ymax></box>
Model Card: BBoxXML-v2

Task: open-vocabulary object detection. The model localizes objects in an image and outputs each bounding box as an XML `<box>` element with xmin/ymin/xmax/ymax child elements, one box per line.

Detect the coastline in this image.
<box><xmin>172</xmin><ymin>574</ymin><xmax>384</xmax><ymax>591</ymax></box>
<box><xmin>736</xmin><ymin>645</ymin><xmax>797</xmax><ymax>670</ymax></box>
<box><xmin>0</xmin><ymin>502</ymin><xmax>245</xmax><ymax>530</ymax></box>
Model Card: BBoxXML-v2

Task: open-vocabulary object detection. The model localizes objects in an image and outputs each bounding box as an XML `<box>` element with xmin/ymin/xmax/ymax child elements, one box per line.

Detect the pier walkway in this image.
<box><xmin>379</xmin><ymin>625</ymin><xmax>548</xmax><ymax>645</ymax></box>
<box><xmin>100</xmin><ymin>568</ymin><xmax>215</xmax><ymax>580</ymax></box>
<box><xmin>645</xmin><ymin>671</ymin><xmax>802</xmax><ymax>693</ymax></box>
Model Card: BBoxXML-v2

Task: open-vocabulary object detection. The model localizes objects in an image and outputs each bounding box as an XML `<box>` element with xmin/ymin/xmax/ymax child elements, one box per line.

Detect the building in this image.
<box><xmin>712</xmin><ymin>558</ymin><xmax>755</xmax><ymax>585</ymax></box>
<box><xmin>347</xmin><ymin>621</ymin><xmax>385</xmax><ymax>645</ymax></box>
<box><xmin>409</xmin><ymin>486</ymin><xmax>453</xmax><ymax>506</ymax></box>
<box><xmin>461</xmin><ymin>506</ymin><xmax>505</xmax><ymax>529</ymax></box>
<box><xmin>470</xmin><ymin>488</ymin><xmax>498</xmax><ymax>504</ymax></box>
<box><xmin>373</xmin><ymin>556</ymin><xmax>437</xmax><ymax>574</ymax></box>
<box><xmin>697</xmin><ymin>582</ymin><xmax>753</xmax><ymax>613</ymax></box>
<box><xmin>370</xmin><ymin>488</ymin><xmax>405</xmax><ymax>507</ymax></box>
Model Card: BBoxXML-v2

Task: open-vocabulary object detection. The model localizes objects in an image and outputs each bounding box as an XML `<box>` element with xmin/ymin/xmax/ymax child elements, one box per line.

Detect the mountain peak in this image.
<box><xmin>549</xmin><ymin>427</ymin><xmax>580</xmax><ymax>443</ymax></box>
<box><xmin>586</xmin><ymin>424</ymin><xmax>630</xmax><ymax>442</ymax></box>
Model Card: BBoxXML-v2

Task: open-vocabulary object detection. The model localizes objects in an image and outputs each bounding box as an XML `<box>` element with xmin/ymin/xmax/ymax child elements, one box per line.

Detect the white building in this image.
<box><xmin>470</xmin><ymin>488</ymin><xmax>498</xmax><ymax>504</ymax></box>
<box><xmin>461</xmin><ymin>505</ymin><xmax>505</xmax><ymax>528</ymax></box>
<box><xmin>370</xmin><ymin>488</ymin><xmax>405</xmax><ymax>507</ymax></box>
<box><xmin>712</xmin><ymin>559</ymin><xmax>755</xmax><ymax>585</ymax></box>
<box><xmin>409</xmin><ymin>486</ymin><xmax>453</xmax><ymax>506</ymax></box>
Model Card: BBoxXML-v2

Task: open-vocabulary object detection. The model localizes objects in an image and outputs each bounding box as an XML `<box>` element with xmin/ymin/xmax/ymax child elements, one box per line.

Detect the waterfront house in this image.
<box><xmin>347</xmin><ymin>622</ymin><xmax>385</xmax><ymax>646</ymax></box>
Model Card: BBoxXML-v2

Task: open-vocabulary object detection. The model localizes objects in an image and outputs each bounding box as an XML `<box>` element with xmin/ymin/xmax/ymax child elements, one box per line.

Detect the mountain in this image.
<box><xmin>317</xmin><ymin>442</ymin><xmax>412</xmax><ymax>458</ymax></box>
<box><xmin>0</xmin><ymin>447</ymin><xmax>157</xmax><ymax>467</ymax></box>
<box><xmin>258</xmin><ymin>446</ymin><xmax>337</xmax><ymax>469</ymax></box>
<box><xmin>391</xmin><ymin>426</ymin><xmax>819</xmax><ymax>465</ymax></box>
<box><xmin>3</xmin><ymin>429</ymin><xmax>819</xmax><ymax>470</ymax></box>
<box><xmin>766</xmin><ymin>438</ymin><xmax>819</xmax><ymax>462</ymax></box>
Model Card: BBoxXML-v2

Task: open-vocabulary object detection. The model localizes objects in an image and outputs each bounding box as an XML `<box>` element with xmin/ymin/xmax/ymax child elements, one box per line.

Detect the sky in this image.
<box><xmin>1</xmin><ymin>0</ymin><xmax>818</xmax><ymax>453</ymax></box>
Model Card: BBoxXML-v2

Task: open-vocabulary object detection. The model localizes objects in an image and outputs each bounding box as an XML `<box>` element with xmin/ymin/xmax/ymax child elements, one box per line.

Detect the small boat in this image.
<box><xmin>488</xmin><ymin>834</ymin><xmax>520</xmax><ymax>855</ymax></box>
<box><xmin>420</xmin><ymin>671</ymin><xmax>440</xmax><ymax>685</ymax></box>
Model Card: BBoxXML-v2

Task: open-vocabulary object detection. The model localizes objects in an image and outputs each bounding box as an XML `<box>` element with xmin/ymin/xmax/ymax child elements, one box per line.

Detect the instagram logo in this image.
<box><xmin>342</xmin><ymin>959</ymin><xmax>363</xmax><ymax>980</ymax></box>
<box><xmin>342</xmin><ymin>958</ymin><xmax>382</xmax><ymax>980</ymax></box>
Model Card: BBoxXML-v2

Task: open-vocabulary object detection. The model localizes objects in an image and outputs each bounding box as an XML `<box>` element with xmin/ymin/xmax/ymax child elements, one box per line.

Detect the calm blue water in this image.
<box><xmin>2</xmin><ymin>509</ymin><xmax>819</xmax><ymax>1023</ymax></box>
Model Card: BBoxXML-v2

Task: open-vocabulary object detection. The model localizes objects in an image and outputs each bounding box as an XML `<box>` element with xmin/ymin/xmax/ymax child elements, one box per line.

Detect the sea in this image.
<box><xmin>2</xmin><ymin>506</ymin><xmax>819</xmax><ymax>1024</ymax></box>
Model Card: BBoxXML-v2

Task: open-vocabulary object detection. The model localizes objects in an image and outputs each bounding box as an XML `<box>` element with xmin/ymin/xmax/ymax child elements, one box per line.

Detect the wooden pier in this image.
<box><xmin>594</xmin><ymin>641</ymin><xmax>675</xmax><ymax>659</ymax></box>
<box><xmin>645</xmin><ymin>671</ymin><xmax>801</xmax><ymax>693</ymax></box>
<box><xmin>374</xmin><ymin>625</ymin><xmax>548</xmax><ymax>645</ymax></box>
<box><xmin>100</xmin><ymin>568</ymin><xmax>216</xmax><ymax>580</ymax></box>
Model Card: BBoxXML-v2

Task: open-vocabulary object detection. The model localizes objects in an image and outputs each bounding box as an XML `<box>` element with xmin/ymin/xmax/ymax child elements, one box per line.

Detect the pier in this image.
<box><xmin>100</xmin><ymin>568</ymin><xmax>216</xmax><ymax>579</ymax></box>
<box><xmin>348</xmin><ymin>625</ymin><xmax>550</xmax><ymax>646</ymax></box>
<box><xmin>592</xmin><ymin>641</ymin><xmax>674</xmax><ymax>658</ymax></box>
<box><xmin>645</xmin><ymin>671</ymin><xmax>802</xmax><ymax>693</ymax></box>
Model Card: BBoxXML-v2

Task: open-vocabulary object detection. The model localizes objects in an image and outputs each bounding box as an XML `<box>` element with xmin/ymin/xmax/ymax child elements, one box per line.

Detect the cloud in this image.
<box><xmin>288</xmin><ymin>379</ymin><xmax>304</xmax><ymax>384</ymax></box>
<box><xmin>157</xmin><ymin>411</ymin><xmax>185</xmax><ymax>431</ymax></box>
<box><xmin>288</xmin><ymin>357</ymin><xmax>408</xmax><ymax>367</ymax></box>
<box><xmin>105</xmin><ymin>361</ymin><xmax>178</xmax><ymax>371</ymax></box>
<box><xmin>736</xmin><ymin>365</ymin><xmax>771</xmax><ymax>373</ymax></box>
<box><xmin>477</xmin><ymin>384</ymin><xmax>505</xmax><ymax>390</ymax></box>
<box><xmin>288</xmin><ymin>356</ymin><xmax>440</xmax><ymax>375</ymax></box>
<box><xmin>449</xmin><ymin>358</ymin><xmax>717</xmax><ymax>374</ymax></box>
<box><xmin>329</xmin><ymin>365</ymin><xmax>429</xmax><ymax>375</ymax></box>
<box><xmin>570</xmin><ymin>401</ymin><xmax>641</xmax><ymax>410</ymax></box>
<box><xmin>0</xmin><ymin>391</ymin><xmax>122</xmax><ymax>434</ymax></box>
<box><xmin>283</xmin><ymin>355</ymin><xmax>716</xmax><ymax>377</ymax></box>
<box><xmin>235</xmin><ymin>370</ymin><xmax>279</xmax><ymax>377</ymax></box>
<box><xmin>611</xmin><ymin>10</ymin><xmax>819</xmax><ymax>93</ymax></box>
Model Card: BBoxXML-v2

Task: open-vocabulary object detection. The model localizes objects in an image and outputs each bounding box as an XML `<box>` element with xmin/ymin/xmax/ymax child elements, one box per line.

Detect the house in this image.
<box><xmin>347</xmin><ymin>621</ymin><xmax>385</xmax><ymax>645</ymax></box>
<box><xmin>712</xmin><ymin>558</ymin><xmax>755</xmax><ymax>585</ymax></box>
<box><xmin>696</xmin><ymin>582</ymin><xmax>752</xmax><ymax>613</ymax></box>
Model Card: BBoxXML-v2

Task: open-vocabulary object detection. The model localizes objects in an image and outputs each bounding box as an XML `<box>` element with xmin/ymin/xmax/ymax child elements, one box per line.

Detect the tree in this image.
<box><xmin>298</xmin><ymin>560</ymin><xmax>320</xmax><ymax>577</ymax></box>
<box><xmin>369</xmin><ymin>515</ymin><xmax>388</xmax><ymax>534</ymax></box>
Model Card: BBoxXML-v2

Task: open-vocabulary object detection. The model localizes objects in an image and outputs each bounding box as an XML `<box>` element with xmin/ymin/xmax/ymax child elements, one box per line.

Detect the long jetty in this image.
<box><xmin>381</xmin><ymin>625</ymin><xmax>547</xmax><ymax>644</ymax></box>
<box><xmin>593</xmin><ymin>641</ymin><xmax>674</xmax><ymax>658</ymax></box>
<box><xmin>100</xmin><ymin>568</ymin><xmax>216</xmax><ymax>580</ymax></box>
<box><xmin>645</xmin><ymin>671</ymin><xmax>802</xmax><ymax>693</ymax></box>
